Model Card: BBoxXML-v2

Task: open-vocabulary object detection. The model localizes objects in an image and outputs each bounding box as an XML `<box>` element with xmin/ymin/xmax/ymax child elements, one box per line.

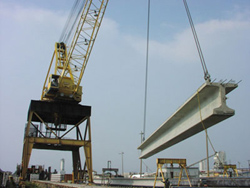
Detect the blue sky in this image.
<box><xmin>0</xmin><ymin>0</ymin><xmax>250</xmax><ymax>174</ymax></box>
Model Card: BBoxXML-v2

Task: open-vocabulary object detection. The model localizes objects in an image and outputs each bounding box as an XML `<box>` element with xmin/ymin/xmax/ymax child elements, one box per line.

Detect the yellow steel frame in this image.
<box><xmin>41</xmin><ymin>0</ymin><xmax>109</xmax><ymax>103</ymax></box>
<box><xmin>63</xmin><ymin>0</ymin><xmax>109</xmax><ymax>91</ymax></box>
<box><xmin>223</xmin><ymin>164</ymin><xmax>239</xmax><ymax>177</ymax></box>
<box><xmin>54</xmin><ymin>43</ymin><xmax>73</xmax><ymax>80</ymax></box>
<box><xmin>21</xmin><ymin>109</ymin><xmax>93</xmax><ymax>183</ymax></box>
<box><xmin>153</xmin><ymin>158</ymin><xmax>192</xmax><ymax>188</ymax></box>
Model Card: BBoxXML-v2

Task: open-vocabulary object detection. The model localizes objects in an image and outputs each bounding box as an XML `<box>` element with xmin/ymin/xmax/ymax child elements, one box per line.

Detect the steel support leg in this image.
<box><xmin>21</xmin><ymin>111</ymin><xmax>34</xmax><ymax>181</ymax></box>
<box><xmin>72</xmin><ymin>149</ymin><xmax>82</xmax><ymax>183</ymax></box>
<box><xmin>21</xmin><ymin>138</ymin><xmax>34</xmax><ymax>180</ymax></box>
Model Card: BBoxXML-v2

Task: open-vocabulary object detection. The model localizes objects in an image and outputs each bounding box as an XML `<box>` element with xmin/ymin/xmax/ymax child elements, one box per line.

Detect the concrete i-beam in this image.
<box><xmin>138</xmin><ymin>82</ymin><xmax>238</xmax><ymax>159</ymax></box>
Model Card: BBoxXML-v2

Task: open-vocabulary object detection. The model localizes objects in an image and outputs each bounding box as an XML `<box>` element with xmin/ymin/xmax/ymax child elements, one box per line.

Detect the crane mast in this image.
<box><xmin>42</xmin><ymin>0</ymin><xmax>109</xmax><ymax>103</ymax></box>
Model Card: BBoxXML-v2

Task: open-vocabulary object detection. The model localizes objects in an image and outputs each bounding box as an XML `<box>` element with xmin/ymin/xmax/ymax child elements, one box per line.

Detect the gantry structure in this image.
<box><xmin>154</xmin><ymin>158</ymin><xmax>192</xmax><ymax>188</ymax></box>
<box><xmin>21</xmin><ymin>100</ymin><xmax>93</xmax><ymax>182</ymax></box>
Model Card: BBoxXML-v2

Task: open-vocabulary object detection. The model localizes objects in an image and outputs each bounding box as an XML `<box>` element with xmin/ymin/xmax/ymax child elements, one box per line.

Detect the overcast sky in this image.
<box><xmin>0</xmin><ymin>0</ymin><xmax>249</xmax><ymax>174</ymax></box>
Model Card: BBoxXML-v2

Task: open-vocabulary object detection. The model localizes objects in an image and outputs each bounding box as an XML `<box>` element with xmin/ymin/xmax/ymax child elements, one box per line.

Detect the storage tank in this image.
<box><xmin>199</xmin><ymin>160</ymin><xmax>206</xmax><ymax>172</ymax></box>
<box><xmin>60</xmin><ymin>158</ymin><xmax>65</xmax><ymax>174</ymax></box>
<box><xmin>214</xmin><ymin>151</ymin><xmax>226</xmax><ymax>169</ymax></box>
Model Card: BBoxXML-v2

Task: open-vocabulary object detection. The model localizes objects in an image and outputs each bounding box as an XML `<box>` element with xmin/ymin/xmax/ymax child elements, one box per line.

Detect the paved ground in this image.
<box><xmin>33</xmin><ymin>180</ymin><xmax>120</xmax><ymax>188</ymax></box>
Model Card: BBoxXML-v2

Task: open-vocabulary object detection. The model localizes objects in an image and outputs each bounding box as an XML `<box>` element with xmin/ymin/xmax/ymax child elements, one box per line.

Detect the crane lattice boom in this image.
<box><xmin>42</xmin><ymin>0</ymin><xmax>109</xmax><ymax>103</ymax></box>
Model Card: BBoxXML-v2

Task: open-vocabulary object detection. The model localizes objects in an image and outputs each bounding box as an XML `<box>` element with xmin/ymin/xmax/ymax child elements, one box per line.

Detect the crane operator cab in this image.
<box><xmin>43</xmin><ymin>74</ymin><xmax>82</xmax><ymax>103</ymax></box>
<box><xmin>42</xmin><ymin>42</ymin><xmax>82</xmax><ymax>103</ymax></box>
<box><xmin>47</xmin><ymin>74</ymin><xmax>60</xmax><ymax>94</ymax></box>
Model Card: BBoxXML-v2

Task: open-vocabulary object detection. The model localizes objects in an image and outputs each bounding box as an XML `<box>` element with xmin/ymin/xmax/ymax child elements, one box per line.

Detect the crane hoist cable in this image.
<box><xmin>59</xmin><ymin>0</ymin><xmax>85</xmax><ymax>45</ymax></box>
<box><xmin>59</xmin><ymin>0</ymin><xmax>79</xmax><ymax>42</ymax></box>
<box><xmin>183</xmin><ymin>0</ymin><xmax>211</xmax><ymax>82</ymax></box>
<box><xmin>143</xmin><ymin>0</ymin><xmax>151</xmax><ymax>142</ymax></box>
<box><xmin>140</xmin><ymin>0</ymin><xmax>150</xmax><ymax>177</ymax></box>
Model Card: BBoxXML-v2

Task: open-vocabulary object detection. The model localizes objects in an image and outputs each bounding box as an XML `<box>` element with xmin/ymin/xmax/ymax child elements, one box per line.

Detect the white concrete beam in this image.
<box><xmin>138</xmin><ymin>82</ymin><xmax>238</xmax><ymax>159</ymax></box>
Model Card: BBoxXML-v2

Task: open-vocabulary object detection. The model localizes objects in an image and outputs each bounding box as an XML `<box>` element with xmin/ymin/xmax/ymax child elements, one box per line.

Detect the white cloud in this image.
<box><xmin>0</xmin><ymin>2</ymin><xmax>65</xmax><ymax>25</ymax></box>
<box><xmin>124</xmin><ymin>17</ymin><xmax>250</xmax><ymax>67</ymax></box>
<box><xmin>227</xmin><ymin>4</ymin><xmax>250</xmax><ymax>21</ymax></box>
<box><xmin>0</xmin><ymin>2</ymin><xmax>68</xmax><ymax>172</ymax></box>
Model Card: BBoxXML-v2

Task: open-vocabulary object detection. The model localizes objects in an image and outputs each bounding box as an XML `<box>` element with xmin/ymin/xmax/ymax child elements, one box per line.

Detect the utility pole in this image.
<box><xmin>206</xmin><ymin>134</ymin><xmax>209</xmax><ymax>177</ymax></box>
<box><xmin>119</xmin><ymin>152</ymin><xmax>124</xmax><ymax>176</ymax></box>
<box><xmin>140</xmin><ymin>131</ymin><xmax>144</xmax><ymax>177</ymax></box>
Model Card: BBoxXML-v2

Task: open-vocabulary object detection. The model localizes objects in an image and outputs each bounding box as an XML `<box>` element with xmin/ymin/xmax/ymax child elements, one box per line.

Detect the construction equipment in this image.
<box><xmin>153</xmin><ymin>158</ymin><xmax>192</xmax><ymax>188</ymax></box>
<box><xmin>21</xmin><ymin>0</ymin><xmax>109</xmax><ymax>184</ymax></box>
<box><xmin>41</xmin><ymin>0</ymin><xmax>108</xmax><ymax>103</ymax></box>
<box><xmin>223</xmin><ymin>164</ymin><xmax>239</xmax><ymax>177</ymax></box>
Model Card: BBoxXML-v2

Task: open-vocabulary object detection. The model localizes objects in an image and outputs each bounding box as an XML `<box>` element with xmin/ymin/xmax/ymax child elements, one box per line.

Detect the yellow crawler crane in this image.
<box><xmin>21</xmin><ymin>0</ymin><xmax>109</xmax><ymax>184</ymax></box>
<box><xmin>42</xmin><ymin>0</ymin><xmax>108</xmax><ymax>103</ymax></box>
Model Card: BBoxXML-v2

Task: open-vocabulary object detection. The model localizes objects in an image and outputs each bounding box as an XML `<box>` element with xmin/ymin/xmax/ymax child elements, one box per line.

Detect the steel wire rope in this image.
<box><xmin>64</xmin><ymin>0</ymin><xmax>85</xmax><ymax>45</ymax></box>
<box><xmin>184</xmin><ymin>0</ymin><xmax>231</xmax><ymax>178</ymax></box>
<box><xmin>143</xmin><ymin>0</ymin><xmax>150</xmax><ymax>142</ymax></box>
<box><xmin>59</xmin><ymin>0</ymin><xmax>86</xmax><ymax>45</ymax></box>
<box><xmin>140</xmin><ymin>0</ymin><xmax>151</xmax><ymax>177</ymax></box>
<box><xmin>65</xmin><ymin>1</ymin><xmax>85</xmax><ymax>45</ymax></box>
<box><xmin>59</xmin><ymin>0</ymin><xmax>79</xmax><ymax>42</ymax></box>
<box><xmin>183</xmin><ymin>0</ymin><xmax>211</xmax><ymax>82</ymax></box>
